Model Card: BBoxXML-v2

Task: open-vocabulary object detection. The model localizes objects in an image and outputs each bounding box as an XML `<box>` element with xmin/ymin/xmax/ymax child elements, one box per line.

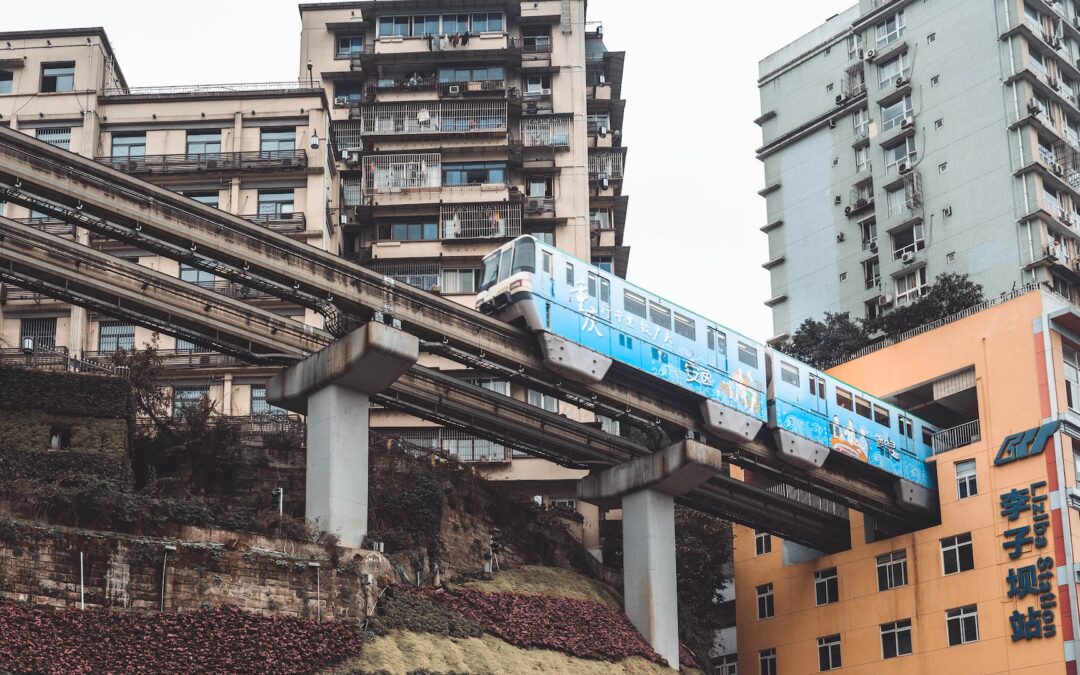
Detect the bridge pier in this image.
<box><xmin>578</xmin><ymin>439</ymin><xmax>725</xmax><ymax>670</ymax></box>
<box><xmin>266</xmin><ymin>322</ymin><xmax>419</xmax><ymax>548</ymax></box>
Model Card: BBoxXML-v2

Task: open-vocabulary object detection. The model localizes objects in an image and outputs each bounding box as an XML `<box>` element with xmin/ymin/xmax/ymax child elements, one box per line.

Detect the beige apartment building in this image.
<box><xmin>0</xmin><ymin>1</ymin><xmax>628</xmax><ymax>555</ymax></box>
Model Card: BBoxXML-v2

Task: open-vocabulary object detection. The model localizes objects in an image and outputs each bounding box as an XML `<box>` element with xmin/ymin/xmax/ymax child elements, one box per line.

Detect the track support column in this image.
<box><xmin>578</xmin><ymin>439</ymin><xmax>725</xmax><ymax>670</ymax></box>
<box><xmin>267</xmin><ymin>322</ymin><xmax>419</xmax><ymax>548</ymax></box>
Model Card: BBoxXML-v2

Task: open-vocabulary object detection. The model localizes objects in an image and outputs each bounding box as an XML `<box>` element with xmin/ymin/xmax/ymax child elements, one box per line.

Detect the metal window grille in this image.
<box><xmin>20</xmin><ymin>317</ymin><xmax>57</xmax><ymax>349</ymax></box>
<box><xmin>98</xmin><ymin>320</ymin><xmax>135</xmax><ymax>352</ymax></box>
<box><xmin>521</xmin><ymin>116</ymin><xmax>570</xmax><ymax>147</ymax></box>
<box><xmin>585</xmin><ymin>58</ymin><xmax>608</xmax><ymax>86</ymax></box>
<box><xmin>589</xmin><ymin>149</ymin><xmax>624</xmax><ymax>179</ymax></box>
<box><xmin>342</xmin><ymin>174</ymin><xmax>362</xmax><ymax>206</ymax></box>
<box><xmin>333</xmin><ymin>121</ymin><xmax>363</xmax><ymax>151</ymax></box>
<box><xmin>250</xmin><ymin>384</ymin><xmax>286</xmax><ymax>416</ymax></box>
<box><xmin>361</xmin><ymin>101</ymin><xmax>507</xmax><ymax>135</ymax></box>
<box><xmin>586</xmin><ymin>114</ymin><xmax>611</xmax><ymax>135</ymax></box>
<box><xmin>363</xmin><ymin>153</ymin><xmax>441</xmax><ymax>194</ymax></box>
<box><xmin>172</xmin><ymin>385</ymin><xmax>210</xmax><ymax>417</ymax></box>
<box><xmin>440</xmin><ymin>202</ymin><xmax>522</xmax><ymax>239</ymax></box>
<box><xmin>36</xmin><ymin>127</ymin><xmax>71</xmax><ymax>150</ymax></box>
<box><xmin>379</xmin><ymin>427</ymin><xmax>511</xmax><ymax>462</ymax></box>
<box><xmin>367</xmin><ymin>261</ymin><xmax>441</xmax><ymax>291</ymax></box>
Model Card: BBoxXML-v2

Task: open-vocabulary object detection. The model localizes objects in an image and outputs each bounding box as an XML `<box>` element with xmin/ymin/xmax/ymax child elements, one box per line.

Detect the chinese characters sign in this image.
<box><xmin>1000</xmin><ymin>481</ymin><xmax>1056</xmax><ymax>641</ymax></box>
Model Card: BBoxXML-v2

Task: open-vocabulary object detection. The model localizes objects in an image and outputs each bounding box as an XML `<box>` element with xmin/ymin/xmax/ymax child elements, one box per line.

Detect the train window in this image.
<box><xmin>480</xmin><ymin>253</ymin><xmax>499</xmax><ymax>291</ymax></box>
<box><xmin>809</xmin><ymin>373</ymin><xmax>826</xmax><ymax>399</ymax></box>
<box><xmin>738</xmin><ymin>342</ymin><xmax>759</xmax><ymax>368</ymax></box>
<box><xmin>624</xmin><ymin>290</ymin><xmax>647</xmax><ymax>318</ymax></box>
<box><xmin>707</xmin><ymin>327</ymin><xmax>727</xmax><ymax>353</ymax></box>
<box><xmin>542</xmin><ymin>250</ymin><xmax>552</xmax><ymax>274</ymax></box>
<box><xmin>498</xmin><ymin>248</ymin><xmax>514</xmax><ymax>282</ymax></box>
<box><xmin>780</xmin><ymin>361</ymin><xmax>800</xmax><ymax>387</ymax></box>
<box><xmin>854</xmin><ymin>395</ymin><xmax>871</xmax><ymax>419</ymax></box>
<box><xmin>650</xmin><ymin>347</ymin><xmax>669</xmax><ymax>363</ymax></box>
<box><xmin>512</xmin><ymin>238</ymin><xmax>536</xmax><ymax>274</ymax></box>
<box><xmin>566</xmin><ymin>262</ymin><xmax>575</xmax><ymax>285</ymax></box>
<box><xmin>649</xmin><ymin>302</ymin><xmax>672</xmax><ymax>329</ymax></box>
<box><xmin>899</xmin><ymin>415</ymin><xmax>913</xmax><ymax>439</ymax></box>
<box><xmin>600</xmin><ymin>278</ymin><xmax>610</xmax><ymax>304</ymax></box>
<box><xmin>674</xmin><ymin>313</ymin><xmax>696</xmax><ymax>340</ymax></box>
<box><xmin>588</xmin><ymin>272</ymin><xmax>598</xmax><ymax>297</ymax></box>
<box><xmin>836</xmin><ymin>388</ymin><xmax>854</xmax><ymax>411</ymax></box>
<box><xmin>618</xmin><ymin>333</ymin><xmax>634</xmax><ymax>348</ymax></box>
<box><xmin>873</xmin><ymin>404</ymin><xmax>890</xmax><ymax>426</ymax></box>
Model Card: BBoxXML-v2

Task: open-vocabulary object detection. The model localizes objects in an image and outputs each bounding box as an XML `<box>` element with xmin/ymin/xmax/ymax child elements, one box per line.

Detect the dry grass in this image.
<box><xmin>329</xmin><ymin>631</ymin><xmax>679</xmax><ymax>674</ymax></box>
<box><xmin>457</xmin><ymin>565</ymin><xmax>623</xmax><ymax>609</ymax></box>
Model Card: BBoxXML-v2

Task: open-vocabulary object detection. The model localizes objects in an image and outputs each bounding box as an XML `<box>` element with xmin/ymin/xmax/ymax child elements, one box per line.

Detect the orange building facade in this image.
<box><xmin>733</xmin><ymin>287</ymin><xmax>1080</xmax><ymax>674</ymax></box>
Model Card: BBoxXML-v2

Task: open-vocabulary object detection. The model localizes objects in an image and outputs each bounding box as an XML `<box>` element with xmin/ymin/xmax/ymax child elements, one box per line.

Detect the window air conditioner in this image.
<box><xmin>1028</xmin><ymin>99</ymin><xmax>1041</xmax><ymax>115</ymax></box>
<box><xmin>878</xmin><ymin>294</ymin><xmax>892</xmax><ymax>306</ymax></box>
<box><xmin>447</xmin><ymin>84</ymin><xmax>461</xmax><ymax>95</ymax></box>
<box><xmin>598</xmin><ymin>125</ymin><xmax>608</xmax><ymax>138</ymax></box>
<box><xmin>895</xmin><ymin>76</ymin><xmax>908</xmax><ymax>88</ymax></box>
<box><xmin>334</xmin><ymin>96</ymin><xmax>349</xmax><ymax>107</ymax></box>
<box><xmin>901</xmin><ymin>250</ymin><xmax>916</xmax><ymax>264</ymax></box>
<box><xmin>1054</xmin><ymin>162</ymin><xmax>1066</xmax><ymax>176</ymax></box>
<box><xmin>898</xmin><ymin>162</ymin><xmax>911</xmax><ymax>174</ymax></box>
<box><xmin>599</xmin><ymin>74</ymin><xmax>607</xmax><ymax>84</ymax></box>
<box><xmin>836</xmin><ymin>94</ymin><xmax>846</xmax><ymax>106</ymax></box>
<box><xmin>900</xmin><ymin>116</ymin><xmax>914</xmax><ymax>129</ymax></box>
<box><xmin>870</xmin><ymin>241</ymin><xmax>879</xmax><ymax>253</ymax></box>
<box><xmin>865</xmin><ymin>49</ymin><xmax>876</xmax><ymax>62</ymax></box>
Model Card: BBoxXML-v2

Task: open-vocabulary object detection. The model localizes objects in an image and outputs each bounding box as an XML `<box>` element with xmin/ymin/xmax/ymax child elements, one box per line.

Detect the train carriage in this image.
<box><xmin>476</xmin><ymin>236</ymin><xmax>938</xmax><ymax>498</ymax></box>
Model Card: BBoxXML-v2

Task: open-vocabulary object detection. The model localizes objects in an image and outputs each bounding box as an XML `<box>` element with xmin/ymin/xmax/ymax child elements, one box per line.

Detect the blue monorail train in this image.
<box><xmin>475</xmin><ymin>236</ymin><xmax>937</xmax><ymax>492</ymax></box>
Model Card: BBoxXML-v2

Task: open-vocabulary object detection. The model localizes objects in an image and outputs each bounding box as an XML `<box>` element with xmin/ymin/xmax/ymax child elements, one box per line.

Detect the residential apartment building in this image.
<box><xmin>757</xmin><ymin>0</ymin><xmax>1080</xmax><ymax>340</ymax></box>
<box><xmin>0</xmin><ymin>1</ymin><xmax>628</xmax><ymax>554</ymax></box>
<box><xmin>733</xmin><ymin>286</ymin><xmax>1080</xmax><ymax>673</ymax></box>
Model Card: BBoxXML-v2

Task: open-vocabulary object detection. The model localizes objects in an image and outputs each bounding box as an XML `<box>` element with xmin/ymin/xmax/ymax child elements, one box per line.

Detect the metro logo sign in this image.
<box><xmin>994</xmin><ymin>422</ymin><xmax>1059</xmax><ymax>466</ymax></box>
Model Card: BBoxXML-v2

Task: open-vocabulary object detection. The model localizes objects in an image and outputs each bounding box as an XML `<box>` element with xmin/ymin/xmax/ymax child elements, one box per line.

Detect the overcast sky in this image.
<box><xmin>5</xmin><ymin>0</ymin><xmax>855</xmax><ymax>340</ymax></box>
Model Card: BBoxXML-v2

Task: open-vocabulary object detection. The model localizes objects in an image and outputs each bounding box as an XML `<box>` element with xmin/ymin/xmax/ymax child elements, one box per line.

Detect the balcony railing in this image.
<box><xmin>360</xmin><ymin>101</ymin><xmax>507</xmax><ymax>135</ymax></box>
<box><xmin>0</xmin><ymin>346</ymin><xmax>127</xmax><ymax>376</ymax></box>
<box><xmin>96</xmin><ymin>150</ymin><xmax>307</xmax><ymax>175</ymax></box>
<box><xmin>240</xmin><ymin>212</ymin><xmax>306</xmax><ymax>232</ymax></box>
<box><xmin>438</xmin><ymin>79</ymin><xmax>507</xmax><ymax>97</ymax></box>
<box><xmin>181</xmin><ymin>278</ymin><xmax>271</xmax><ymax>300</ymax></box>
<box><xmin>441</xmin><ymin>203</ymin><xmax>522</xmax><ymax>240</ymax></box>
<box><xmin>362</xmin><ymin>153</ymin><xmax>442</xmax><ymax>194</ymax></box>
<box><xmin>932</xmin><ymin>419</ymin><xmax>982</xmax><ymax>455</ymax></box>
<box><xmin>12</xmin><ymin>217</ymin><xmax>72</xmax><ymax>235</ymax></box>
<box><xmin>83</xmin><ymin>349</ymin><xmax>240</xmax><ymax>369</ymax></box>
<box><xmin>892</xmin><ymin>240</ymin><xmax>925</xmax><ymax>260</ymax></box>
<box><xmin>588</xmin><ymin>149</ymin><xmax>625</xmax><ymax>180</ymax></box>
<box><xmin>102</xmin><ymin>81</ymin><xmax>322</xmax><ymax>98</ymax></box>
<box><xmin>521</xmin><ymin>116</ymin><xmax>570</xmax><ymax>147</ymax></box>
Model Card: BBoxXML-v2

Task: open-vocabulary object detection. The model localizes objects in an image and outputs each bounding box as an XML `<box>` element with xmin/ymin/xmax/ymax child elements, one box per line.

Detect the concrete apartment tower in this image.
<box><xmin>0</xmin><ymin>1</ymin><xmax>628</xmax><ymax>554</ymax></box>
<box><xmin>757</xmin><ymin>0</ymin><xmax>1080</xmax><ymax>340</ymax></box>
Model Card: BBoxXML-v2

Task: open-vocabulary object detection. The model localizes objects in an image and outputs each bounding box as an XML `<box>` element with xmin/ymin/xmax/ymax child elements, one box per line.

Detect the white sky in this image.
<box><xmin>4</xmin><ymin>0</ymin><xmax>856</xmax><ymax>340</ymax></box>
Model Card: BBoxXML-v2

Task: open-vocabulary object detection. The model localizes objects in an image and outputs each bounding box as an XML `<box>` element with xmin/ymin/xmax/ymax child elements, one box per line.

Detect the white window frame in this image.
<box><xmin>756</xmin><ymin>583</ymin><xmax>774</xmax><ymax>620</ymax></box>
<box><xmin>853</xmin><ymin>107</ymin><xmax>870</xmax><ymax>138</ymax></box>
<box><xmin>946</xmin><ymin>605</ymin><xmax>979</xmax><ymax>646</ymax></box>
<box><xmin>755</xmin><ymin>529</ymin><xmax>772</xmax><ymax>555</ymax></box>
<box><xmin>881</xmin><ymin>619</ymin><xmax>913</xmax><ymax>659</ymax></box>
<box><xmin>876</xmin><ymin>550</ymin><xmax>908</xmax><ymax>590</ymax></box>
<box><xmin>895</xmin><ymin>267</ymin><xmax>928</xmax><ymax>306</ymax></box>
<box><xmin>815</xmin><ymin>567</ymin><xmax>839</xmax><ymax>605</ymax></box>
<box><xmin>941</xmin><ymin>533</ymin><xmax>974</xmax><ymax>575</ymax></box>
<box><xmin>876</xmin><ymin>10</ymin><xmax>906</xmax><ymax>47</ymax></box>
<box><xmin>1066</xmin><ymin>345</ymin><xmax>1080</xmax><ymax>411</ymax></box>
<box><xmin>955</xmin><ymin>459</ymin><xmax>977</xmax><ymax>499</ymax></box>
<box><xmin>718</xmin><ymin>653</ymin><xmax>738</xmax><ymax>675</ymax></box>
<box><xmin>817</xmin><ymin>634</ymin><xmax>842</xmax><ymax>671</ymax></box>
<box><xmin>884</xmin><ymin>136</ymin><xmax>917</xmax><ymax>174</ymax></box>
<box><xmin>855</xmin><ymin>145</ymin><xmax>871</xmax><ymax>172</ymax></box>
<box><xmin>760</xmin><ymin>649</ymin><xmax>777</xmax><ymax>675</ymax></box>
<box><xmin>527</xmin><ymin>388</ymin><xmax>559</xmax><ymax>413</ymax></box>
<box><xmin>878</xmin><ymin>53</ymin><xmax>910</xmax><ymax>90</ymax></box>
<box><xmin>886</xmin><ymin>185</ymin><xmax>906</xmax><ymax>217</ymax></box>
<box><xmin>880</xmin><ymin>95</ymin><xmax>914</xmax><ymax>132</ymax></box>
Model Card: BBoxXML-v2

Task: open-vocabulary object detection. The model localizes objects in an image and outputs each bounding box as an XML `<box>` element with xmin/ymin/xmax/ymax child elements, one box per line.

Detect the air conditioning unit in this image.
<box><xmin>844</xmin><ymin>205</ymin><xmax>853</xmax><ymax>215</ymax></box>
<box><xmin>1029</xmin><ymin>99</ymin><xmax>1042</xmax><ymax>115</ymax></box>
<box><xmin>1050</xmin><ymin>77</ymin><xmax>1061</xmax><ymax>90</ymax></box>
<box><xmin>901</xmin><ymin>250</ymin><xmax>916</xmax><ymax>264</ymax></box>
<box><xmin>829</xmin><ymin>118</ymin><xmax>838</xmax><ymax>129</ymax></box>
<box><xmin>447</xmin><ymin>84</ymin><xmax>461</xmax><ymax>95</ymax></box>
<box><xmin>895</xmin><ymin>76</ymin><xmax>908</xmax><ymax>88</ymax></box>
<box><xmin>541</xmin><ymin>88</ymin><xmax>552</xmax><ymax>95</ymax></box>
<box><xmin>837</xmin><ymin>232</ymin><xmax>846</xmax><ymax>242</ymax></box>
<box><xmin>598</xmin><ymin>125</ymin><xmax>609</xmax><ymax>138</ymax></box>
<box><xmin>836</xmin><ymin>94</ymin><xmax>846</xmax><ymax>106</ymax></box>
<box><xmin>899</xmin><ymin>162</ymin><xmax>912</xmax><ymax>174</ymax></box>
<box><xmin>900</xmin><ymin>116</ymin><xmax>914</xmax><ymax>129</ymax></box>
<box><xmin>878</xmin><ymin>294</ymin><xmax>892</xmax><ymax>306</ymax></box>
<box><xmin>865</xmin><ymin>49</ymin><xmax>877</xmax><ymax>62</ymax></box>
<box><xmin>870</xmin><ymin>241</ymin><xmax>879</xmax><ymax>253</ymax></box>
<box><xmin>1054</xmin><ymin>162</ymin><xmax>1066</xmax><ymax>176</ymax></box>
<box><xmin>340</xmin><ymin>148</ymin><xmax>350</xmax><ymax>161</ymax></box>
<box><xmin>334</xmin><ymin>96</ymin><xmax>349</xmax><ymax>107</ymax></box>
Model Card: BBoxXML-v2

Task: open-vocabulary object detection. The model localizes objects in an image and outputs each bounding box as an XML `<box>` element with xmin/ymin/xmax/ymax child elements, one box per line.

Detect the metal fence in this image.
<box><xmin>440</xmin><ymin>202</ymin><xmax>522</xmax><ymax>240</ymax></box>
<box><xmin>931</xmin><ymin>419</ymin><xmax>982</xmax><ymax>455</ymax></box>
<box><xmin>360</xmin><ymin>101</ymin><xmax>507</xmax><ymax>135</ymax></box>
<box><xmin>333</xmin><ymin>121</ymin><xmax>363</xmax><ymax>152</ymax></box>
<box><xmin>103</xmin><ymin>81</ymin><xmax>322</xmax><ymax>97</ymax></box>
<box><xmin>375</xmin><ymin>427</ymin><xmax>512</xmax><ymax>462</ymax></box>
<box><xmin>0</xmin><ymin>346</ymin><xmax>127</xmax><ymax>376</ymax></box>
<box><xmin>240</xmin><ymin>212</ymin><xmax>307</xmax><ymax>232</ymax></box>
<box><xmin>96</xmin><ymin>150</ymin><xmax>306</xmax><ymax>175</ymax></box>
<box><xmin>362</xmin><ymin>153</ymin><xmax>441</xmax><ymax>194</ymax></box>
<box><xmin>520</xmin><ymin>116</ymin><xmax>570</xmax><ymax>147</ymax></box>
<box><xmin>760</xmin><ymin>480</ymin><xmax>849</xmax><ymax>519</ymax></box>
<box><xmin>588</xmin><ymin>149</ymin><xmax>624</xmax><ymax>179</ymax></box>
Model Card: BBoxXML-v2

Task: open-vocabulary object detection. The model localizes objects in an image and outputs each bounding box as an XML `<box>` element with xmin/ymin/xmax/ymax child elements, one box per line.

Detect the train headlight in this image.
<box><xmin>510</xmin><ymin>280</ymin><xmax>524</xmax><ymax>291</ymax></box>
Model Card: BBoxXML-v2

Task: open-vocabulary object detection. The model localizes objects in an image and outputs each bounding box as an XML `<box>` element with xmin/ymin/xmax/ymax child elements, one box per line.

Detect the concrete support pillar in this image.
<box><xmin>267</xmin><ymin>322</ymin><xmax>419</xmax><ymax>548</ymax></box>
<box><xmin>306</xmin><ymin>384</ymin><xmax>370</xmax><ymax>544</ymax></box>
<box><xmin>622</xmin><ymin>488</ymin><xmax>679</xmax><ymax>668</ymax></box>
<box><xmin>578</xmin><ymin>439</ymin><xmax>724</xmax><ymax>670</ymax></box>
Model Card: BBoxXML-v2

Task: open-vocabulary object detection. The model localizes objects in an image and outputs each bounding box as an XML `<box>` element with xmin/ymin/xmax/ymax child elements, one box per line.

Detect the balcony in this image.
<box><xmin>357</xmin><ymin>34</ymin><xmax>520</xmax><ymax>68</ymax></box>
<box><xmin>931</xmin><ymin>419</ymin><xmax>982</xmax><ymax>455</ymax></box>
<box><xmin>440</xmin><ymin>202</ymin><xmax>522</xmax><ymax>241</ymax></box>
<box><xmin>438</xmin><ymin>79</ymin><xmax>508</xmax><ymax>98</ymax></box>
<box><xmin>96</xmin><ymin>150</ymin><xmax>307</xmax><ymax>176</ymax></box>
<box><xmin>360</xmin><ymin>101</ymin><xmax>508</xmax><ymax>137</ymax></box>
<box><xmin>240</xmin><ymin>212</ymin><xmax>307</xmax><ymax>232</ymax></box>
<box><xmin>83</xmin><ymin>349</ymin><xmax>241</xmax><ymax>369</ymax></box>
<box><xmin>588</xmin><ymin>148</ymin><xmax>626</xmax><ymax>181</ymax></box>
<box><xmin>101</xmin><ymin>81</ymin><xmax>323</xmax><ymax>100</ymax></box>
<box><xmin>520</xmin><ymin>116</ymin><xmax>571</xmax><ymax>148</ymax></box>
<box><xmin>12</xmin><ymin>217</ymin><xmax>72</xmax><ymax>236</ymax></box>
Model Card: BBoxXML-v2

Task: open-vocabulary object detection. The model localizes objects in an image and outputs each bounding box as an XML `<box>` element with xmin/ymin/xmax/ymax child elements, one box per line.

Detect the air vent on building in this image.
<box><xmin>932</xmin><ymin>367</ymin><xmax>975</xmax><ymax>399</ymax></box>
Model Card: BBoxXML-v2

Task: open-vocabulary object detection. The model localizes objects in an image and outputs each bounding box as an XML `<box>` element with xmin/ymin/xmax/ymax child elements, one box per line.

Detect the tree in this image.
<box><xmin>864</xmin><ymin>272</ymin><xmax>983</xmax><ymax>336</ymax></box>
<box><xmin>778</xmin><ymin>312</ymin><xmax>868</xmax><ymax>369</ymax></box>
<box><xmin>675</xmin><ymin>507</ymin><xmax>733</xmax><ymax>672</ymax></box>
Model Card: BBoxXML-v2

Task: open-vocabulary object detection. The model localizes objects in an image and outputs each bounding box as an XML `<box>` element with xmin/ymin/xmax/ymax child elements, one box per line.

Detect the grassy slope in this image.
<box><xmin>327</xmin><ymin>566</ymin><xmax>697</xmax><ymax>674</ymax></box>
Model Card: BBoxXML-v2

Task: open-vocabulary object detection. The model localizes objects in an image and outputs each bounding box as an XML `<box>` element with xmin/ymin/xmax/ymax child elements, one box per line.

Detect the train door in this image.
<box><xmin>539</xmin><ymin>248</ymin><xmax>554</xmax><ymax>299</ymax></box>
<box><xmin>706</xmin><ymin>326</ymin><xmax>728</xmax><ymax>373</ymax></box>
<box><xmin>807</xmin><ymin>372</ymin><xmax>828</xmax><ymax>416</ymax></box>
<box><xmin>598</xmin><ymin>276</ymin><xmax>611</xmax><ymax>320</ymax></box>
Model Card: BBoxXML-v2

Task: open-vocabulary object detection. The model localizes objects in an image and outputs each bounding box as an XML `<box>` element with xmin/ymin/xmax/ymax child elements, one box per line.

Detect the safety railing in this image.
<box><xmin>440</xmin><ymin>202</ymin><xmax>522</xmax><ymax>240</ymax></box>
<box><xmin>521</xmin><ymin>116</ymin><xmax>570</xmax><ymax>147</ymax></box>
<box><xmin>931</xmin><ymin>419</ymin><xmax>982</xmax><ymax>455</ymax></box>
<box><xmin>95</xmin><ymin>150</ymin><xmax>307</xmax><ymax>175</ymax></box>
<box><xmin>0</xmin><ymin>346</ymin><xmax>127</xmax><ymax>376</ymax></box>
<box><xmin>103</xmin><ymin>81</ymin><xmax>322</xmax><ymax>97</ymax></box>
<box><xmin>761</xmin><ymin>480</ymin><xmax>849</xmax><ymax>519</ymax></box>
<box><xmin>588</xmin><ymin>149</ymin><xmax>625</xmax><ymax>180</ymax></box>
<box><xmin>12</xmin><ymin>217</ymin><xmax>73</xmax><ymax>235</ymax></box>
<box><xmin>362</xmin><ymin>153</ymin><xmax>442</xmax><ymax>194</ymax></box>
<box><xmin>240</xmin><ymin>212</ymin><xmax>307</xmax><ymax>232</ymax></box>
<box><xmin>360</xmin><ymin>101</ymin><xmax>507</xmax><ymax>135</ymax></box>
<box><xmin>438</xmin><ymin>79</ymin><xmax>506</xmax><ymax>97</ymax></box>
<box><xmin>83</xmin><ymin>349</ymin><xmax>240</xmax><ymax>369</ymax></box>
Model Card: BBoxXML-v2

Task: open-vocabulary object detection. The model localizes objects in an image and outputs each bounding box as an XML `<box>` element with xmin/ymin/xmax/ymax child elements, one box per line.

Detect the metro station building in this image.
<box><xmin>733</xmin><ymin>286</ymin><xmax>1080</xmax><ymax>673</ymax></box>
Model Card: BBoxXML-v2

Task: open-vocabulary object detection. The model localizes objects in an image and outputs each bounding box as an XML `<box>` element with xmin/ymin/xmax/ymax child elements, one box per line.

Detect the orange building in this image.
<box><xmin>732</xmin><ymin>286</ymin><xmax>1080</xmax><ymax>674</ymax></box>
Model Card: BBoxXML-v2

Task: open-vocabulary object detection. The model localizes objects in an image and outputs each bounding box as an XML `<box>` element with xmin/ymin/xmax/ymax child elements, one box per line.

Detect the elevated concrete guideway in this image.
<box><xmin>0</xmin><ymin>216</ymin><xmax>853</xmax><ymax>551</ymax></box>
<box><xmin>0</xmin><ymin>125</ymin><xmax>935</xmax><ymax>533</ymax></box>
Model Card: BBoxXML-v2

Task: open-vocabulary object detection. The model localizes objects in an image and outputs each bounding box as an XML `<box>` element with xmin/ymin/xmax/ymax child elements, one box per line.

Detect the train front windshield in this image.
<box><xmin>479</xmin><ymin>238</ymin><xmax>536</xmax><ymax>292</ymax></box>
